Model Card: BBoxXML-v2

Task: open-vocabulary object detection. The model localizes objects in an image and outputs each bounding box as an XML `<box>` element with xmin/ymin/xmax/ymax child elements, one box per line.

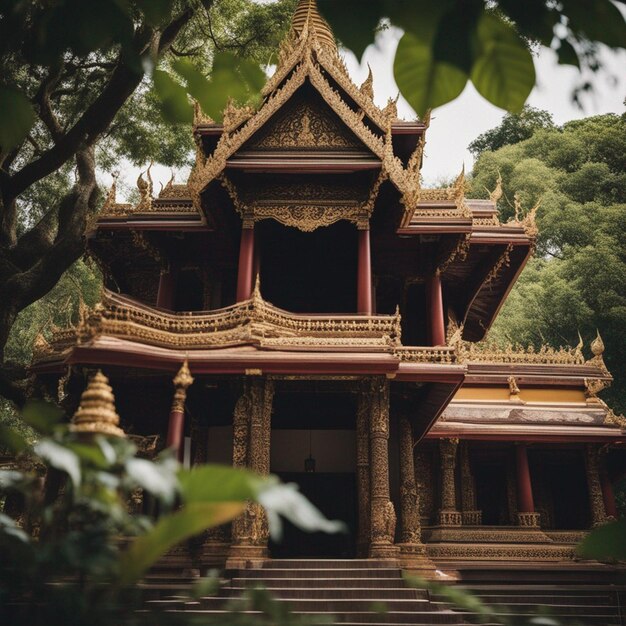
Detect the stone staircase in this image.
<box><xmin>432</xmin><ymin>562</ymin><xmax>626</xmax><ymax>626</ymax></box>
<box><xmin>143</xmin><ymin>559</ymin><xmax>468</xmax><ymax>624</ymax></box>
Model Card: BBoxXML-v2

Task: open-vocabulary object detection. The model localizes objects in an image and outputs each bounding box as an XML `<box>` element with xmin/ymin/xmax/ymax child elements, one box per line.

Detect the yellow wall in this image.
<box><xmin>455</xmin><ymin>386</ymin><xmax>587</xmax><ymax>404</ymax></box>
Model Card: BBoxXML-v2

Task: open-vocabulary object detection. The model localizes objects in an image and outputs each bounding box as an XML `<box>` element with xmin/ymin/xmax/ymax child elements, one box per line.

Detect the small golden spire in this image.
<box><xmin>103</xmin><ymin>173</ymin><xmax>119</xmax><ymax>210</ymax></box>
<box><xmin>290</xmin><ymin>0</ymin><xmax>337</xmax><ymax>52</ymax></box>
<box><xmin>252</xmin><ymin>273</ymin><xmax>262</xmax><ymax>301</ymax></box>
<box><xmin>591</xmin><ymin>330</ymin><xmax>605</xmax><ymax>357</ymax></box>
<box><xmin>70</xmin><ymin>371</ymin><xmax>125</xmax><ymax>438</ymax></box>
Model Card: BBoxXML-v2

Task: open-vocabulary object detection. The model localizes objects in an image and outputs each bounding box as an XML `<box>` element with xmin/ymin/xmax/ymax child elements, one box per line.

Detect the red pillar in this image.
<box><xmin>156</xmin><ymin>267</ymin><xmax>175</xmax><ymax>310</ymax></box>
<box><xmin>236</xmin><ymin>225</ymin><xmax>255</xmax><ymax>302</ymax></box>
<box><xmin>166</xmin><ymin>361</ymin><xmax>194</xmax><ymax>462</ymax></box>
<box><xmin>357</xmin><ymin>228</ymin><xmax>372</xmax><ymax>315</ymax></box>
<box><xmin>516</xmin><ymin>444</ymin><xmax>535</xmax><ymax>513</ymax></box>
<box><xmin>426</xmin><ymin>273</ymin><xmax>445</xmax><ymax>346</ymax></box>
<box><xmin>600</xmin><ymin>465</ymin><xmax>618</xmax><ymax>519</ymax></box>
<box><xmin>166</xmin><ymin>409</ymin><xmax>185</xmax><ymax>462</ymax></box>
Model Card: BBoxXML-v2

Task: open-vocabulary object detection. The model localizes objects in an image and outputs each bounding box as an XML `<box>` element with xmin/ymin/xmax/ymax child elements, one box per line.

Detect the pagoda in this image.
<box><xmin>33</xmin><ymin>0</ymin><xmax>625</xmax><ymax>573</ymax></box>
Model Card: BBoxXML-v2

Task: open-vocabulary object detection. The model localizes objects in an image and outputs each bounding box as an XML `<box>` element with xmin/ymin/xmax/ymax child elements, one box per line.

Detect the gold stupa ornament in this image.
<box><xmin>291</xmin><ymin>0</ymin><xmax>337</xmax><ymax>52</ymax></box>
<box><xmin>70</xmin><ymin>370</ymin><xmax>125</xmax><ymax>437</ymax></box>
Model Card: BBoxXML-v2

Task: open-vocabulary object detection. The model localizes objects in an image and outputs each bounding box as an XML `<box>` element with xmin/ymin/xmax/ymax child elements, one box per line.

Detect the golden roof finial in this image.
<box><xmin>103</xmin><ymin>172</ymin><xmax>119</xmax><ymax>210</ymax></box>
<box><xmin>252</xmin><ymin>273</ymin><xmax>262</xmax><ymax>301</ymax></box>
<box><xmin>489</xmin><ymin>170</ymin><xmax>503</xmax><ymax>204</ymax></box>
<box><xmin>173</xmin><ymin>360</ymin><xmax>194</xmax><ymax>391</ymax></box>
<box><xmin>359</xmin><ymin>65</ymin><xmax>374</xmax><ymax>101</ymax></box>
<box><xmin>290</xmin><ymin>0</ymin><xmax>337</xmax><ymax>52</ymax></box>
<box><xmin>591</xmin><ymin>330</ymin><xmax>605</xmax><ymax>357</ymax></box>
<box><xmin>70</xmin><ymin>371</ymin><xmax>125</xmax><ymax>438</ymax></box>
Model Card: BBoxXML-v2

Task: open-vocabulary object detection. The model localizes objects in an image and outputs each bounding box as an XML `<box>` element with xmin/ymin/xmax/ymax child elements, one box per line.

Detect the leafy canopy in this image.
<box><xmin>318</xmin><ymin>0</ymin><xmax>626</xmax><ymax>116</ymax></box>
<box><xmin>471</xmin><ymin>111</ymin><xmax>626</xmax><ymax>413</ymax></box>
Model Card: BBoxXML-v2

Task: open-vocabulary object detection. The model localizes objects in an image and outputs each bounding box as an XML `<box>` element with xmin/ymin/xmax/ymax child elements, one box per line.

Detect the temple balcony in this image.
<box><xmin>33</xmin><ymin>288</ymin><xmax>460</xmax><ymax>368</ymax></box>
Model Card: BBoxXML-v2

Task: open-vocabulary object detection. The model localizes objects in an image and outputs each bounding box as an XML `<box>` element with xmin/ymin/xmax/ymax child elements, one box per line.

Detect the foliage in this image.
<box><xmin>318</xmin><ymin>0</ymin><xmax>626</xmax><ymax>117</ymax></box>
<box><xmin>469</xmin><ymin>106</ymin><xmax>556</xmax><ymax>156</ymax></box>
<box><xmin>471</xmin><ymin>112</ymin><xmax>626</xmax><ymax>413</ymax></box>
<box><xmin>0</xmin><ymin>402</ymin><xmax>343</xmax><ymax>625</ymax></box>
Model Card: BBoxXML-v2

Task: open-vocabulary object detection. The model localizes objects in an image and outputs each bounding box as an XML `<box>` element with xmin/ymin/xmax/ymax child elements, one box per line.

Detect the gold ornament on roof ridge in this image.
<box><xmin>70</xmin><ymin>370</ymin><xmax>125</xmax><ymax>437</ymax></box>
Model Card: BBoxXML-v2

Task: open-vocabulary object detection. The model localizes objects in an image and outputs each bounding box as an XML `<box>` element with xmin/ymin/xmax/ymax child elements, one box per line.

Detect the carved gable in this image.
<box><xmin>243</xmin><ymin>86</ymin><xmax>367</xmax><ymax>152</ymax></box>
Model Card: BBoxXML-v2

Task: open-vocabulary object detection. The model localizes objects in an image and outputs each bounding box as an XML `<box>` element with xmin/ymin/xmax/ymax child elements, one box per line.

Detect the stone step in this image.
<box><xmin>198</xmin><ymin>596</ymin><xmax>446</xmax><ymax>613</ymax></box>
<box><xmin>234</xmin><ymin>567</ymin><xmax>404</xmax><ymax>579</ymax></box>
<box><xmin>161</xmin><ymin>609</ymin><xmax>465</xmax><ymax>624</ymax></box>
<box><xmin>262</xmin><ymin>559</ymin><xmax>399</xmax><ymax>570</ymax></box>
<box><xmin>230</xmin><ymin>576</ymin><xmax>408</xmax><ymax>589</ymax></box>
<box><xmin>224</xmin><ymin>586</ymin><xmax>430</xmax><ymax>600</ymax></box>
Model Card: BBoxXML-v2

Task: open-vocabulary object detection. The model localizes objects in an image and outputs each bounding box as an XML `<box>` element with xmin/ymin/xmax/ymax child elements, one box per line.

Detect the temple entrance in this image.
<box><xmin>269</xmin><ymin>387</ymin><xmax>358</xmax><ymax>558</ymax></box>
<box><xmin>270</xmin><ymin>472</ymin><xmax>357</xmax><ymax>558</ymax></box>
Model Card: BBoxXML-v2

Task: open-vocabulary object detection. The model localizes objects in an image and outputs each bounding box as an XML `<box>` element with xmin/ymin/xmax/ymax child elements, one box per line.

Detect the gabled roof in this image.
<box><xmin>188</xmin><ymin>1</ymin><xmax>425</xmax><ymax>220</ymax></box>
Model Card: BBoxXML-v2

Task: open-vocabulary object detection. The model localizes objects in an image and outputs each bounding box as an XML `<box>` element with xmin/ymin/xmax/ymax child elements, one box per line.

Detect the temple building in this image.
<box><xmin>33</xmin><ymin>0</ymin><xmax>625</xmax><ymax>576</ymax></box>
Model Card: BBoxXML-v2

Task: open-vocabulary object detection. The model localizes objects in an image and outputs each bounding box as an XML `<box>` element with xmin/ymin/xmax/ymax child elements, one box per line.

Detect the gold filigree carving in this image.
<box><xmin>171</xmin><ymin>360</ymin><xmax>194</xmax><ymax>413</ymax></box>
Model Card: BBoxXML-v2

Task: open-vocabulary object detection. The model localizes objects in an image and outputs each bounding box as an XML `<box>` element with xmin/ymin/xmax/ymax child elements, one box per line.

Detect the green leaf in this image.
<box><xmin>577</xmin><ymin>519</ymin><xmax>626</xmax><ymax>560</ymax></box>
<box><xmin>562</xmin><ymin>0</ymin><xmax>626</xmax><ymax>49</ymax></box>
<box><xmin>0</xmin><ymin>86</ymin><xmax>35</xmax><ymax>151</ymax></box>
<box><xmin>34</xmin><ymin>440</ymin><xmax>81</xmax><ymax>487</ymax></box>
<box><xmin>258</xmin><ymin>481</ymin><xmax>346</xmax><ymax>541</ymax></box>
<box><xmin>432</xmin><ymin>4</ymin><xmax>482</xmax><ymax>74</ymax></box>
<box><xmin>153</xmin><ymin>70</ymin><xmax>193</xmax><ymax>124</ymax></box>
<box><xmin>125</xmin><ymin>457</ymin><xmax>179</xmax><ymax>503</ymax></box>
<box><xmin>394</xmin><ymin>31</ymin><xmax>468</xmax><ymax>118</ymax></box>
<box><xmin>317</xmin><ymin>0</ymin><xmax>383</xmax><ymax>60</ymax></box>
<box><xmin>135</xmin><ymin>0</ymin><xmax>172</xmax><ymax>27</ymax></box>
<box><xmin>172</xmin><ymin>54</ymin><xmax>263</xmax><ymax>123</ymax></box>
<box><xmin>470</xmin><ymin>13</ymin><xmax>536</xmax><ymax>113</ymax></box>
<box><xmin>178</xmin><ymin>463</ymin><xmax>262</xmax><ymax>503</ymax></box>
<box><xmin>118</xmin><ymin>501</ymin><xmax>245</xmax><ymax>586</ymax></box>
<box><xmin>21</xmin><ymin>399</ymin><xmax>64</xmax><ymax>435</ymax></box>
<box><xmin>0</xmin><ymin>425</ymin><xmax>28</xmax><ymax>454</ymax></box>
<box><xmin>557</xmin><ymin>38</ymin><xmax>581</xmax><ymax>68</ymax></box>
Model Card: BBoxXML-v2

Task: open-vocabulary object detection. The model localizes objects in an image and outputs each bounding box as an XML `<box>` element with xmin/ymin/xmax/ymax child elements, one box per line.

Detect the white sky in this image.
<box><xmin>105</xmin><ymin>23</ymin><xmax>626</xmax><ymax>195</ymax></box>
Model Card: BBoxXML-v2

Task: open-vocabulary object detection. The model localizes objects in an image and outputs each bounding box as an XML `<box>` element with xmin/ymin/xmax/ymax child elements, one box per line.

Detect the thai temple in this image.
<box><xmin>32</xmin><ymin>1</ymin><xmax>625</xmax><ymax>622</ymax></box>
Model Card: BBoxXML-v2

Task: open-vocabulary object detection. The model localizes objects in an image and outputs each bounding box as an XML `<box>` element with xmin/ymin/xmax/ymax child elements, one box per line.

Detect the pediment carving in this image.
<box><xmin>243</xmin><ymin>87</ymin><xmax>365</xmax><ymax>152</ymax></box>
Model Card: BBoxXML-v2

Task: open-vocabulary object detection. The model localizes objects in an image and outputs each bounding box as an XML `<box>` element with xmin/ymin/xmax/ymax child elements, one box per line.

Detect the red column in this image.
<box><xmin>156</xmin><ymin>267</ymin><xmax>175</xmax><ymax>309</ymax></box>
<box><xmin>516</xmin><ymin>444</ymin><xmax>535</xmax><ymax>513</ymax></box>
<box><xmin>357</xmin><ymin>228</ymin><xmax>372</xmax><ymax>315</ymax></box>
<box><xmin>166</xmin><ymin>361</ymin><xmax>194</xmax><ymax>462</ymax></box>
<box><xmin>600</xmin><ymin>465</ymin><xmax>618</xmax><ymax>519</ymax></box>
<box><xmin>166</xmin><ymin>409</ymin><xmax>185</xmax><ymax>461</ymax></box>
<box><xmin>236</xmin><ymin>225</ymin><xmax>255</xmax><ymax>302</ymax></box>
<box><xmin>426</xmin><ymin>273</ymin><xmax>445</xmax><ymax>346</ymax></box>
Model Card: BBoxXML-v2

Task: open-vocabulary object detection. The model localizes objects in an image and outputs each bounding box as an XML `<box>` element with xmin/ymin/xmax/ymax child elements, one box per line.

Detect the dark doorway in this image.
<box><xmin>475</xmin><ymin>460</ymin><xmax>510</xmax><ymax>525</ymax></box>
<box><xmin>258</xmin><ymin>220</ymin><xmax>357</xmax><ymax>313</ymax></box>
<box><xmin>269</xmin><ymin>472</ymin><xmax>357</xmax><ymax>558</ymax></box>
<box><xmin>544</xmin><ymin>453</ymin><xmax>590</xmax><ymax>529</ymax></box>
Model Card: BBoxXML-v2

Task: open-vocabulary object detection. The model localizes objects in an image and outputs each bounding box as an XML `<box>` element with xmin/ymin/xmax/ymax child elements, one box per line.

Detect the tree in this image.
<box><xmin>0</xmin><ymin>0</ymin><xmax>295</xmax><ymax>405</ymax></box>
<box><xmin>470</xmin><ymin>112</ymin><xmax>626</xmax><ymax>413</ymax></box>
<box><xmin>468</xmin><ymin>106</ymin><xmax>555</xmax><ymax>156</ymax></box>
<box><xmin>318</xmin><ymin>0</ymin><xmax>626</xmax><ymax>117</ymax></box>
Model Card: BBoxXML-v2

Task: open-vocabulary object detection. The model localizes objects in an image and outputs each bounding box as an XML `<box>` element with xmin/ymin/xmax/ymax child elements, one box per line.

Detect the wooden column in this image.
<box><xmin>356</xmin><ymin>389</ymin><xmax>371</xmax><ymax>558</ymax></box>
<box><xmin>166</xmin><ymin>361</ymin><xmax>194</xmax><ymax>461</ymax></box>
<box><xmin>156</xmin><ymin>266</ymin><xmax>175</xmax><ymax>309</ymax></box>
<box><xmin>586</xmin><ymin>444</ymin><xmax>608</xmax><ymax>527</ymax></box>
<box><xmin>398</xmin><ymin>418</ymin><xmax>434</xmax><ymax>572</ymax></box>
<box><xmin>460</xmin><ymin>441</ymin><xmax>482</xmax><ymax>525</ymax></box>
<box><xmin>438</xmin><ymin>439</ymin><xmax>461</xmax><ymax>525</ymax></box>
<box><xmin>368</xmin><ymin>378</ymin><xmax>398</xmax><ymax>559</ymax></box>
<box><xmin>515</xmin><ymin>444</ymin><xmax>540</xmax><ymax>527</ymax></box>
<box><xmin>228</xmin><ymin>378</ymin><xmax>274</xmax><ymax>567</ymax></box>
<box><xmin>426</xmin><ymin>273</ymin><xmax>445</xmax><ymax>346</ymax></box>
<box><xmin>599</xmin><ymin>450</ymin><xmax>618</xmax><ymax>519</ymax></box>
<box><xmin>236</xmin><ymin>225</ymin><xmax>255</xmax><ymax>302</ymax></box>
<box><xmin>357</xmin><ymin>227</ymin><xmax>372</xmax><ymax>315</ymax></box>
